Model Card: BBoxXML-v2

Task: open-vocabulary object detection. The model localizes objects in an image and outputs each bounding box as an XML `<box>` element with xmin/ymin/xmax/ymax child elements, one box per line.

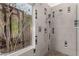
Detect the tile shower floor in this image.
<box><xmin>45</xmin><ymin>50</ymin><xmax>68</xmax><ymax>56</ymax></box>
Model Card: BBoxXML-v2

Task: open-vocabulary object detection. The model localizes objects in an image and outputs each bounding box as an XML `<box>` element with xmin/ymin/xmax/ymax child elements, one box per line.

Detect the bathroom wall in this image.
<box><xmin>33</xmin><ymin>3</ymin><xmax>51</xmax><ymax>56</ymax></box>
<box><xmin>51</xmin><ymin>3</ymin><xmax>77</xmax><ymax>56</ymax></box>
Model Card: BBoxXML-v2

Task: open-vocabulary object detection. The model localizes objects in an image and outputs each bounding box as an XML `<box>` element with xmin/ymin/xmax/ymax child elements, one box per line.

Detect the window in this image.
<box><xmin>0</xmin><ymin>3</ymin><xmax>32</xmax><ymax>54</ymax></box>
